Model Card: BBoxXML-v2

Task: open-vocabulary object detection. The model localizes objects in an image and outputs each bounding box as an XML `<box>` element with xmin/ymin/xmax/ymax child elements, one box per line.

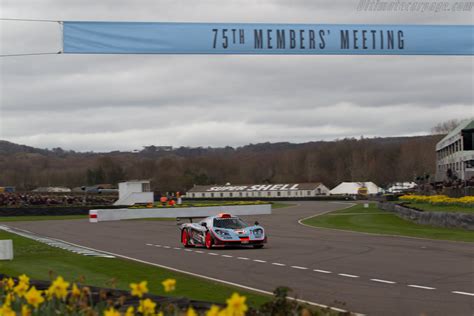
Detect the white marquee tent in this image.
<box><xmin>330</xmin><ymin>182</ymin><xmax>382</xmax><ymax>195</ymax></box>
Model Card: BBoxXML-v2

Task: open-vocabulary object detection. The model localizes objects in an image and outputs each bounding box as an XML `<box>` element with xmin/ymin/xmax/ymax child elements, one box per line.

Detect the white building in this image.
<box><xmin>185</xmin><ymin>183</ymin><xmax>330</xmax><ymax>199</ymax></box>
<box><xmin>330</xmin><ymin>182</ymin><xmax>382</xmax><ymax>195</ymax></box>
<box><xmin>114</xmin><ymin>180</ymin><xmax>154</xmax><ymax>206</ymax></box>
<box><xmin>435</xmin><ymin>119</ymin><xmax>474</xmax><ymax>182</ymax></box>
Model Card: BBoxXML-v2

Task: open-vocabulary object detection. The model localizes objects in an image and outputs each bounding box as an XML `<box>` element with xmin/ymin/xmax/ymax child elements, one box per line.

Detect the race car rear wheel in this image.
<box><xmin>205</xmin><ymin>232</ymin><xmax>213</xmax><ymax>249</ymax></box>
<box><xmin>181</xmin><ymin>229</ymin><xmax>191</xmax><ymax>247</ymax></box>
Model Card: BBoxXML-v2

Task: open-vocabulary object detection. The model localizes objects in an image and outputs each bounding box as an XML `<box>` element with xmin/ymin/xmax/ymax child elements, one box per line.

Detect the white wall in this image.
<box><xmin>90</xmin><ymin>204</ymin><xmax>272</xmax><ymax>222</ymax></box>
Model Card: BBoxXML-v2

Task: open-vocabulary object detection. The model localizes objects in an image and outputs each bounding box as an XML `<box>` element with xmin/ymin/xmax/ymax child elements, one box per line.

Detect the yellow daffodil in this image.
<box><xmin>104</xmin><ymin>307</ymin><xmax>121</xmax><ymax>316</ymax></box>
<box><xmin>138</xmin><ymin>298</ymin><xmax>156</xmax><ymax>316</ymax></box>
<box><xmin>187</xmin><ymin>307</ymin><xmax>198</xmax><ymax>316</ymax></box>
<box><xmin>225</xmin><ymin>293</ymin><xmax>248</xmax><ymax>316</ymax></box>
<box><xmin>3</xmin><ymin>277</ymin><xmax>15</xmax><ymax>291</ymax></box>
<box><xmin>48</xmin><ymin>276</ymin><xmax>70</xmax><ymax>300</ymax></box>
<box><xmin>71</xmin><ymin>283</ymin><xmax>81</xmax><ymax>298</ymax></box>
<box><xmin>19</xmin><ymin>274</ymin><xmax>30</xmax><ymax>286</ymax></box>
<box><xmin>130</xmin><ymin>281</ymin><xmax>148</xmax><ymax>298</ymax></box>
<box><xmin>161</xmin><ymin>279</ymin><xmax>176</xmax><ymax>292</ymax></box>
<box><xmin>14</xmin><ymin>281</ymin><xmax>29</xmax><ymax>298</ymax></box>
<box><xmin>4</xmin><ymin>292</ymin><xmax>14</xmax><ymax>305</ymax></box>
<box><xmin>25</xmin><ymin>286</ymin><xmax>45</xmax><ymax>308</ymax></box>
<box><xmin>21</xmin><ymin>304</ymin><xmax>31</xmax><ymax>316</ymax></box>
<box><xmin>125</xmin><ymin>306</ymin><xmax>135</xmax><ymax>316</ymax></box>
<box><xmin>206</xmin><ymin>305</ymin><xmax>221</xmax><ymax>316</ymax></box>
<box><xmin>0</xmin><ymin>304</ymin><xmax>16</xmax><ymax>316</ymax></box>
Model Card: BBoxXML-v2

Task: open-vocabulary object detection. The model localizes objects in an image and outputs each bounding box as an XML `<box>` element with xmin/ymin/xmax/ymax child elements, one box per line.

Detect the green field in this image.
<box><xmin>0</xmin><ymin>215</ymin><xmax>87</xmax><ymax>222</ymax></box>
<box><xmin>403</xmin><ymin>202</ymin><xmax>474</xmax><ymax>213</ymax></box>
<box><xmin>0</xmin><ymin>230</ymin><xmax>270</xmax><ymax>307</ymax></box>
<box><xmin>302</xmin><ymin>203</ymin><xmax>474</xmax><ymax>242</ymax></box>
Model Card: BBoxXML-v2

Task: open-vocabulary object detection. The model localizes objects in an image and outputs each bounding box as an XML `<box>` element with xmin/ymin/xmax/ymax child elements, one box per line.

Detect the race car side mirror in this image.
<box><xmin>201</xmin><ymin>222</ymin><xmax>207</xmax><ymax>227</ymax></box>
<box><xmin>254</xmin><ymin>221</ymin><xmax>259</xmax><ymax>226</ymax></box>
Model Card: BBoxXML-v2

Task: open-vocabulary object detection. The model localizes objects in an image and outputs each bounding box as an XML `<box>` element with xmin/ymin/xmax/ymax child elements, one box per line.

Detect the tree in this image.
<box><xmin>431</xmin><ymin>119</ymin><xmax>462</xmax><ymax>135</ymax></box>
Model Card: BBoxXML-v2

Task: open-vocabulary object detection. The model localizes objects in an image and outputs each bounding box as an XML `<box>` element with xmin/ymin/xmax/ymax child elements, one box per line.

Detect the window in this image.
<box><xmin>220</xmin><ymin>193</ymin><xmax>223</xmax><ymax>197</ymax></box>
<box><xmin>307</xmin><ymin>191</ymin><xmax>311</xmax><ymax>196</ymax></box>
<box><xmin>267</xmin><ymin>191</ymin><xmax>271</xmax><ymax>196</ymax></box>
<box><xmin>317</xmin><ymin>188</ymin><xmax>321</xmax><ymax>194</ymax></box>
<box><xmin>141</xmin><ymin>182</ymin><xmax>150</xmax><ymax>192</ymax></box>
<box><xmin>463</xmin><ymin>130</ymin><xmax>474</xmax><ymax>151</ymax></box>
<box><xmin>229</xmin><ymin>193</ymin><xmax>233</xmax><ymax>197</ymax></box>
<box><xmin>258</xmin><ymin>192</ymin><xmax>261</xmax><ymax>196</ymax></box>
<box><xmin>211</xmin><ymin>193</ymin><xmax>214</xmax><ymax>198</ymax></box>
<box><xmin>277</xmin><ymin>191</ymin><xmax>281</xmax><ymax>196</ymax></box>
<box><xmin>201</xmin><ymin>193</ymin><xmax>205</xmax><ymax>197</ymax></box>
<box><xmin>239</xmin><ymin>192</ymin><xmax>243</xmax><ymax>197</ymax></box>
<box><xmin>192</xmin><ymin>193</ymin><xmax>195</xmax><ymax>198</ymax></box>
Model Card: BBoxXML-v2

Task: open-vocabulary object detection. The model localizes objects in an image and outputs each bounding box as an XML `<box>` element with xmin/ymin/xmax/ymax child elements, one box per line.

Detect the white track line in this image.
<box><xmin>237</xmin><ymin>257</ymin><xmax>250</xmax><ymax>260</ymax></box>
<box><xmin>370</xmin><ymin>279</ymin><xmax>396</xmax><ymax>284</ymax></box>
<box><xmin>173</xmin><ymin>247</ymin><xmax>181</xmax><ymax>250</ymax></box>
<box><xmin>208</xmin><ymin>252</ymin><xmax>219</xmax><ymax>256</ymax></box>
<box><xmin>272</xmin><ymin>262</ymin><xmax>286</xmax><ymax>266</ymax></box>
<box><xmin>338</xmin><ymin>273</ymin><xmax>359</xmax><ymax>278</ymax></box>
<box><xmin>163</xmin><ymin>246</ymin><xmax>170</xmax><ymax>249</ymax></box>
<box><xmin>36</xmin><ymin>237</ymin><xmax>353</xmax><ymax>314</ymax></box>
<box><xmin>184</xmin><ymin>249</ymin><xmax>193</xmax><ymax>252</ymax></box>
<box><xmin>253</xmin><ymin>259</ymin><xmax>267</xmax><ymax>263</ymax></box>
<box><xmin>314</xmin><ymin>269</ymin><xmax>332</xmax><ymax>274</ymax></box>
<box><xmin>452</xmin><ymin>291</ymin><xmax>474</xmax><ymax>297</ymax></box>
<box><xmin>145</xmin><ymin>243</ymin><xmax>153</xmax><ymax>246</ymax></box>
<box><xmin>221</xmin><ymin>254</ymin><xmax>233</xmax><ymax>258</ymax></box>
<box><xmin>154</xmin><ymin>245</ymin><xmax>162</xmax><ymax>247</ymax></box>
<box><xmin>291</xmin><ymin>266</ymin><xmax>308</xmax><ymax>270</ymax></box>
<box><xmin>194</xmin><ymin>250</ymin><xmax>204</xmax><ymax>254</ymax></box>
<box><xmin>408</xmin><ymin>285</ymin><xmax>436</xmax><ymax>290</ymax></box>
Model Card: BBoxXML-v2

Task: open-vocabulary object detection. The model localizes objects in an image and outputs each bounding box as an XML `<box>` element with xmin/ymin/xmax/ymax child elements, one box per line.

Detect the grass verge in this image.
<box><xmin>301</xmin><ymin>203</ymin><xmax>474</xmax><ymax>242</ymax></box>
<box><xmin>0</xmin><ymin>230</ymin><xmax>270</xmax><ymax>307</ymax></box>
<box><xmin>0</xmin><ymin>215</ymin><xmax>87</xmax><ymax>222</ymax></box>
<box><xmin>403</xmin><ymin>202</ymin><xmax>474</xmax><ymax>213</ymax></box>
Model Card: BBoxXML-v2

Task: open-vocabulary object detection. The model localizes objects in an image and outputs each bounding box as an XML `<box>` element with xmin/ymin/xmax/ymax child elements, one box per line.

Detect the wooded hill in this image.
<box><xmin>0</xmin><ymin>135</ymin><xmax>443</xmax><ymax>191</ymax></box>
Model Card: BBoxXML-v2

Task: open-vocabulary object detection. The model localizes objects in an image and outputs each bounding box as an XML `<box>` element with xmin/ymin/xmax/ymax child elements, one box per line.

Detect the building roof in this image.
<box><xmin>188</xmin><ymin>183</ymin><xmax>324</xmax><ymax>192</ymax></box>
<box><xmin>436</xmin><ymin>119</ymin><xmax>474</xmax><ymax>151</ymax></box>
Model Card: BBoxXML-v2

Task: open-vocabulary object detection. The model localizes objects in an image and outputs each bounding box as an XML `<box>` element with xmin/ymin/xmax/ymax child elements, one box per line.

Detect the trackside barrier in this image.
<box><xmin>89</xmin><ymin>204</ymin><xmax>272</xmax><ymax>223</ymax></box>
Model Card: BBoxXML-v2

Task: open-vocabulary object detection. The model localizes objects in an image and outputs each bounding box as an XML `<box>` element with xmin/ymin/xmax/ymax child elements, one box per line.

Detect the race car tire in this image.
<box><xmin>205</xmin><ymin>232</ymin><xmax>213</xmax><ymax>249</ymax></box>
<box><xmin>181</xmin><ymin>229</ymin><xmax>191</xmax><ymax>247</ymax></box>
<box><xmin>253</xmin><ymin>244</ymin><xmax>264</xmax><ymax>249</ymax></box>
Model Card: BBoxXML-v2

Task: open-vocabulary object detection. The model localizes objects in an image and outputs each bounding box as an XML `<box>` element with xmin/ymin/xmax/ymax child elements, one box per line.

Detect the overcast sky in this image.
<box><xmin>0</xmin><ymin>0</ymin><xmax>473</xmax><ymax>152</ymax></box>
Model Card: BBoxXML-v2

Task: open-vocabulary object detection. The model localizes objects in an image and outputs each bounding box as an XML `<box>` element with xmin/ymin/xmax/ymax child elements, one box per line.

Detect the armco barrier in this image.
<box><xmin>89</xmin><ymin>204</ymin><xmax>272</xmax><ymax>222</ymax></box>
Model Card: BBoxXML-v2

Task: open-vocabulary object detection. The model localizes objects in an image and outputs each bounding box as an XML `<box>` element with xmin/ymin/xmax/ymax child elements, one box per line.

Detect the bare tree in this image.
<box><xmin>431</xmin><ymin>119</ymin><xmax>462</xmax><ymax>135</ymax></box>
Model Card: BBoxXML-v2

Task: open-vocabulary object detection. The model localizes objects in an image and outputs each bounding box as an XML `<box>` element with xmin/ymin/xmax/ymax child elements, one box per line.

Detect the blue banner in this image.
<box><xmin>63</xmin><ymin>22</ymin><xmax>473</xmax><ymax>55</ymax></box>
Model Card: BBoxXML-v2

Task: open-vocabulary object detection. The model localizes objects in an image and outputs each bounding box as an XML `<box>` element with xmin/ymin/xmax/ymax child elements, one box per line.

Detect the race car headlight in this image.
<box><xmin>252</xmin><ymin>229</ymin><xmax>263</xmax><ymax>236</ymax></box>
<box><xmin>214</xmin><ymin>229</ymin><xmax>232</xmax><ymax>238</ymax></box>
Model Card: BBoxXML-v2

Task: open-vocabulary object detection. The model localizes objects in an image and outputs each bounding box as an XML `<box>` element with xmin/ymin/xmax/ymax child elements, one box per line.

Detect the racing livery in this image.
<box><xmin>180</xmin><ymin>213</ymin><xmax>267</xmax><ymax>249</ymax></box>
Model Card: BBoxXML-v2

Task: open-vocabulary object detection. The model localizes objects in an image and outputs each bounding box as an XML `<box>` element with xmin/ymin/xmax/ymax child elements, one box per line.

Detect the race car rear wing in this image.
<box><xmin>176</xmin><ymin>216</ymin><xmax>205</xmax><ymax>224</ymax></box>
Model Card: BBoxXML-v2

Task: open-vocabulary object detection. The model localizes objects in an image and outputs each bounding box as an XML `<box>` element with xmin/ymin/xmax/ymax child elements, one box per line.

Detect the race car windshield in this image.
<box><xmin>213</xmin><ymin>218</ymin><xmax>248</xmax><ymax>229</ymax></box>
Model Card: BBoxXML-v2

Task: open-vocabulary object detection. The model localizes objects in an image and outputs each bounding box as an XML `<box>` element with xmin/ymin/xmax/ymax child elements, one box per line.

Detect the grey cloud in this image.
<box><xmin>1</xmin><ymin>0</ymin><xmax>473</xmax><ymax>151</ymax></box>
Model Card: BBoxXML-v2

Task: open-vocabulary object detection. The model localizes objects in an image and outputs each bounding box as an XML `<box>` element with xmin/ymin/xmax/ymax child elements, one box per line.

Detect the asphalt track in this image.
<box><xmin>3</xmin><ymin>201</ymin><xmax>473</xmax><ymax>315</ymax></box>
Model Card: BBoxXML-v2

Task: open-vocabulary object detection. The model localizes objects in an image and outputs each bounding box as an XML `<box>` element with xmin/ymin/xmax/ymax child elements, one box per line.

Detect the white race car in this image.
<box><xmin>179</xmin><ymin>213</ymin><xmax>267</xmax><ymax>249</ymax></box>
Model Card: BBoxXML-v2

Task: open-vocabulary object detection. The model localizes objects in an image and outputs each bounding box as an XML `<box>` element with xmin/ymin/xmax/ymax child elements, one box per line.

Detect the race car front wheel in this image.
<box><xmin>181</xmin><ymin>229</ymin><xmax>191</xmax><ymax>247</ymax></box>
<box><xmin>205</xmin><ymin>232</ymin><xmax>213</xmax><ymax>249</ymax></box>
